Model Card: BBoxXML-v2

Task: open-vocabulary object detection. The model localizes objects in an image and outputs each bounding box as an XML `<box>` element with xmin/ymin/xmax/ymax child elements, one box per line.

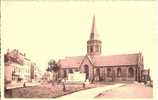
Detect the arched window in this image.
<box><xmin>96</xmin><ymin>45</ymin><xmax>99</xmax><ymax>52</ymax></box>
<box><xmin>90</xmin><ymin>46</ymin><xmax>93</xmax><ymax>52</ymax></box>
<box><xmin>117</xmin><ymin>68</ymin><xmax>121</xmax><ymax>77</ymax></box>
<box><xmin>96</xmin><ymin>68</ymin><xmax>100</xmax><ymax>76</ymax></box>
<box><xmin>107</xmin><ymin>68</ymin><xmax>111</xmax><ymax>77</ymax></box>
<box><xmin>128</xmin><ymin>67</ymin><xmax>134</xmax><ymax>77</ymax></box>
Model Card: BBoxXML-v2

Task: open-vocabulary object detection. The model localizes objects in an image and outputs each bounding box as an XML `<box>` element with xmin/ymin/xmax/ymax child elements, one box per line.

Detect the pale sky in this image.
<box><xmin>2</xmin><ymin>1</ymin><xmax>156</xmax><ymax>79</ymax></box>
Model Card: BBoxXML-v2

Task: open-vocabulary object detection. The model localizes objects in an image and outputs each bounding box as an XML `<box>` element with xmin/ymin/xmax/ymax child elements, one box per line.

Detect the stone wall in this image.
<box><xmin>60</xmin><ymin>65</ymin><xmax>139</xmax><ymax>82</ymax></box>
<box><xmin>93</xmin><ymin>65</ymin><xmax>137</xmax><ymax>82</ymax></box>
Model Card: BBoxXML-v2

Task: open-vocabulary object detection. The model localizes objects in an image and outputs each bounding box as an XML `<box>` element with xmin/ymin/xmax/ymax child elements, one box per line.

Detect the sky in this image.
<box><xmin>1</xmin><ymin>1</ymin><xmax>156</xmax><ymax>79</ymax></box>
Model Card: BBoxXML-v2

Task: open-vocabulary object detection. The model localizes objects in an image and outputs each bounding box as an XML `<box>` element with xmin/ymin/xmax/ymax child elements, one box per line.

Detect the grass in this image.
<box><xmin>5</xmin><ymin>83</ymin><xmax>105</xmax><ymax>98</ymax></box>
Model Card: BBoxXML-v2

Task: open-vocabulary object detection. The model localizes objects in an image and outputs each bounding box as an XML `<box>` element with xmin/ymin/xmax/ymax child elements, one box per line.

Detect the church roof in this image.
<box><xmin>58</xmin><ymin>56</ymin><xmax>84</xmax><ymax>68</ymax></box>
<box><xmin>58</xmin><ymin>53</ymin><xmax>140</xmax><ymax>68</ymax></box>
<box><xmin>92</xmin><ymin>53</ymin><xmax>139</xmax><ymax>66</ymax></box>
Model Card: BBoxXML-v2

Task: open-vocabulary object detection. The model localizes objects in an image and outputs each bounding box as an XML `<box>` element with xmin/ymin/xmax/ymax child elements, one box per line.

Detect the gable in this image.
<box><xmin>79</xmin><ymin>55</ymin><xmax>93</xmax><ymax>68</ymax></box>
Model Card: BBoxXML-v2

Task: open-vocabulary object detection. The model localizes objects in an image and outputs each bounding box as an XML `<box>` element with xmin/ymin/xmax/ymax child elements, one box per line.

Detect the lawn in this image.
<box><xmin>5</xmin><ymin>83</ymin><xmax>106</xmax><ymax>98</ymax></box>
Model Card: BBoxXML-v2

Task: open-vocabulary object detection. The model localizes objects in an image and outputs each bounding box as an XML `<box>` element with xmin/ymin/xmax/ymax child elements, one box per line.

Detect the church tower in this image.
<box><xmin>87</xmin><ymin>16</ymin><xmax>102</xmax><ymax>55</ymax></box>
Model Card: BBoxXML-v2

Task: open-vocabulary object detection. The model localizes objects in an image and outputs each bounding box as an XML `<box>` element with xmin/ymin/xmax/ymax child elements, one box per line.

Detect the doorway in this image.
<box><xmin>84</xmin><ymin>65</ymin><xmax>89</xmax><ymax>79</ymax></box>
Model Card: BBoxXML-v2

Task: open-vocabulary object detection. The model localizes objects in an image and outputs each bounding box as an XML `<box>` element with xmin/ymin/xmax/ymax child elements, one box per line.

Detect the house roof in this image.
<box><xmin>58</xmin><ymin>53</ymin><xmax>140</xmax><ymax>68</ymax></box>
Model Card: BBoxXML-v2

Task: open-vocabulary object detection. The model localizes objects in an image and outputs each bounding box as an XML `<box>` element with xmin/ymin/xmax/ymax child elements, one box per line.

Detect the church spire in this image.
<box><xmin>87</xmin><ymin>16</ymin><xmax>102</xmax><ymax>55</ymax></box>
<box><xmin>90</xmin><ymin>15</ymin><xmax>99</xmax><ymax>40</ymax></box>
<box><xmin>91</xmin><ymin>15</ymin><xmax>96</xmax><ymax>34</ymax></box>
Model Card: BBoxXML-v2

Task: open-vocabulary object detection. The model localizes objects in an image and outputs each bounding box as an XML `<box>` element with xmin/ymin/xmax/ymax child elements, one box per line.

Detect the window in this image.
<box><xmin>117</xmin><ymin>68</ymin><xmax>121</xmax><ymax>77</ymax></box>
<box><xmin>128</xmin><ymin>67</ymin><xmax>134</xmax><ymax>77</ymax></box>
<box><xmin>96</xmin><ymin>45</ymin><xmax>99</xmax><ymax>52</ymax></box>
<box><xmin>96</xmin><ymin>68</ymin><xmax>100</xmax><ymax>76</ymax></box>
<box><xmin>90</xmin><ymin>46</ymin><xmax>93</xmax><ymax>52</ymax></box>
<box><xmin>107</xmin><ymin>68</ymin><xmax>111</xmax><ymax>77</ymax></box>
<box><xmin>87</xmin><ymin>47</ymin><xmax>89</xmax><ymax>53</ymax></box>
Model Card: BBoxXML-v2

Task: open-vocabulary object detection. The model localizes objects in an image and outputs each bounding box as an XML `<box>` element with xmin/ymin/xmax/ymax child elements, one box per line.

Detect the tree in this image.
<box><xmin>46</xmin><ymin>59</ymin><xmax>60</xmax><ymax>82</ymax></box>
<box><xmin>47</xmin><ymin>59</ymin><xmax>60</xmax><ymax>72</ymax></box>
<box><xmin>4</xmin><ymin>54</ymin><xmax>9</xmax><ymax>63</ymax></box>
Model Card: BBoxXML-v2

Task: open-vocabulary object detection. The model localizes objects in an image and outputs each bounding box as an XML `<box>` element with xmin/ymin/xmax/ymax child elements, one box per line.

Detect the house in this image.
<box><xmin>4</xmin><ymin>49</ymin><xmax>40</xmax><ymax>83</ymax></box>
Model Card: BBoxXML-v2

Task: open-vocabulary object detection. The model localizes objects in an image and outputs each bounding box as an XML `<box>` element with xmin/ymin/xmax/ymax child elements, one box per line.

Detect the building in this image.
<box><xmin>31</xmin><ymin>63</ymin><xmax>42</xmax><ymax>82</ymax></box>
<box><xmin>5</xmin><ymin>49</ymin><xmax>25</xmax><ymax>83</ymax></box>
<box><xmin>141</xmin><ymin>69</ymin><xmax>151</xmax><ymax>82</ymax></box>
<box><xmin>4</xmin><ymin>49</ymin><xmax>41</xmax><ymax>84</ymax></box>
<box><xmin>58</xmin><ymin>16</ymin><xmax>150</xmax><ymax>82</ymax></box>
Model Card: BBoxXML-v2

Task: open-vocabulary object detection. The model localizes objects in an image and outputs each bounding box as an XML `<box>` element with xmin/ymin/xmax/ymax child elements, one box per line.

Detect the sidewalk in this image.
<box><xmin>57</xmin><ymin>83</ymin><xmax>125</xmax><ymax>99</ymax></box>
<box><xmin>6</xmin><ymin>82</ymin><xmax>40</xmax><ymax>89</ymax></box>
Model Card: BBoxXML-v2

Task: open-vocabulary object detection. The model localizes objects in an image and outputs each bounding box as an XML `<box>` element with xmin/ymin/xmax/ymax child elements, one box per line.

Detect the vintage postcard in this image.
<box><xmin>1</xmin><ymin>0</ymin><xmax>157</xmax><ymax>100</ymax></box>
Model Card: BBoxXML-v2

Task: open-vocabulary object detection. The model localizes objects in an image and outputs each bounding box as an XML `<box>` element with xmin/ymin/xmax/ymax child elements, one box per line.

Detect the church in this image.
<box><xmin>58</xmin><ymin>16</ymin><xmax>148</xmax><ymax>82</ymax></box>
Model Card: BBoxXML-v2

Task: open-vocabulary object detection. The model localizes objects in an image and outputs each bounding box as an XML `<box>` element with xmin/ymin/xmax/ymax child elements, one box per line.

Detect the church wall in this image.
<box><xmin>103</xmin><ymin>67</ymin><xmax>112</xmax><ymax>82</ymax></box>
<box><xmin>113</xmin><ymin>67</ymin><xmax>120</xmax><ymax>81</ymax></box>
<box><xmin>94</xmin><ymin>67</ymin><xmax>104</xmax><ymax>81</ymax></box>
<box><xmin>126</xmin><ymin>65</ymin><xmax>137</xmax><ymax>81</ymax></box>
<box><xmin>93</xmin><ymin>65</ymin><xmax>138</xmax><ymax>82</ymax></box>
<box><xmin>113</xmin><ymin>66</ymin><xmax>128</xmax><ymax>81</ymax></box>
<box><xmin>120</xmin><ymin>67</ymin><xmax>128</xmax><ymax>81</ymax></box>
<box><xmin>59</xmin><ymin>64</ymin><xmax>139</xmax><ymax>82</ymax></box>
<box><xmin>115</xmin><ymin>65</ymin><xmax>137</xmax><ymax>81</ymax></box>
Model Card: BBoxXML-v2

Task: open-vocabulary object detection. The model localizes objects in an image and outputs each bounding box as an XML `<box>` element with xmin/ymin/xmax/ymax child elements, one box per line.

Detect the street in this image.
<box><xmin>96</xmin><ymin>83</ymin><xmax>153</xmax><ymax>98</ymax></box>
<box><xmin>58</xmin><ymin>83</ymin><xmax>124</xmax><ymax>99</ymax></box>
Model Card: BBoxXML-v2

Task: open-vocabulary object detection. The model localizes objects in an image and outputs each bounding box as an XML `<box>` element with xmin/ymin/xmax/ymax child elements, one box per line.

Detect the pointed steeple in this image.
<box><xmin>90</xmin><ymin>15</ymin><xmax>99</xmax><ymax>40</ymax></box>
<box><xmin>87</xmin><ymin>15</ymin><xmax>102</xmax><ymax>55</ymax></box>
<box><xmin>91</xmin><ymin>15</ymin><xmax>96</xmax><ymax>34</ymax></box>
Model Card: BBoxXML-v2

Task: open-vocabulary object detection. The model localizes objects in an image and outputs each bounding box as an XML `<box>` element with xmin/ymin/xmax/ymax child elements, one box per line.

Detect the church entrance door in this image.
<box><xmin>84</xmin><ymin>65</ymin><xmax>89</xmax><ymax>79</ymax></box>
